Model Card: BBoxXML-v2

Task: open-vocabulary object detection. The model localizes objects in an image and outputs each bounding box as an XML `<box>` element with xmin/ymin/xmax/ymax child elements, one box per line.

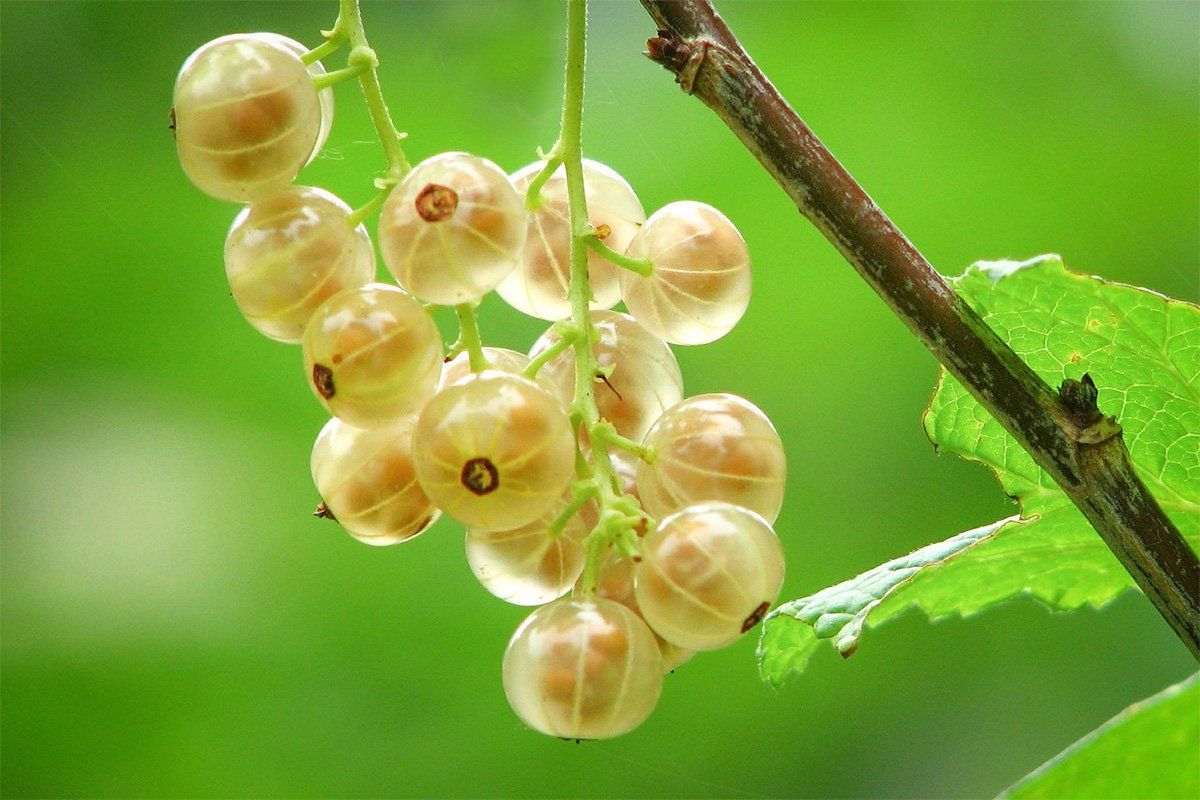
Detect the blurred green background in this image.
<box><xmin>2</xmin><ymin>1</ymin><xmax>1197</xmax><ymax>797</ymax></box>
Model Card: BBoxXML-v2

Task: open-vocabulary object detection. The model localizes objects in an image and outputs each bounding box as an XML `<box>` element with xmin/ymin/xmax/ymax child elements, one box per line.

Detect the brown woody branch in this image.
<box><xmin>638</xmin><ymin>0</ymin><xmax>1199</xmax><ymax>657</ymax></box>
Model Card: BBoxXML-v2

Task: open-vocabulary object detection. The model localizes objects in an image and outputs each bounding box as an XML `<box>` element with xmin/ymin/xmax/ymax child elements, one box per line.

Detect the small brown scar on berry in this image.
<box><xmin>313</xmin><ymin>502</ymin><xmax>336</xmax><ymax>520</ymax></box>
<box><xmin>168</xmin><ymin>107</ymin><xmax>177</xmax><ymax>137</ymax></box>
<box><xmin>415</xmin><ymin>183</ymin><xmax>459</xmax><ymax>221</ymax></box>
<box><xmin>461</xmin><ymin>457</ymin><xmax>500</xmax><ymax>495</ymax></box>
<box><xmin>741</xmin><ymin>601</ymin><xmax>770</xmax><ymax>633</ymax></box>
<box><xmin>312</xmin><ymin>364</ymin><xmax>335</xmax><ymax>399</ymax></box>
<box><xmin>594</xmin><ymin>223</ymin><xmax>612</xmax><ymax>240</ymax></box>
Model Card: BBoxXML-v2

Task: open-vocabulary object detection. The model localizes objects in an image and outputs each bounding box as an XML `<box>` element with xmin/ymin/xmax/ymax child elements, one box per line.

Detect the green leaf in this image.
<box><xmin>999</xmin><ymin>673</ymin><xmax>1200</xmax><ymax>800</ymax></box>
<box><xmin>760</xmin><ymin>255</ymin><xmax>1200</xmax><ymax>686</ymax></box>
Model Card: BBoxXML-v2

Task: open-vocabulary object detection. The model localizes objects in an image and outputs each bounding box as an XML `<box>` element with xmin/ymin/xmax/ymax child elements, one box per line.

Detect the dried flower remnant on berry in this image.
<box><xmin>415</xmin><ymin>184</ymin><xmax>459</xmax><ymax>221</ymax></box>
<box><xmin>741</xmin><ymin>601</ymin><xmax>770</xmax><ymax>633</ymax></box>
<box><xmin>462</xmin><ymin>457</ymin><xmax>500</xmax><ymax>495</ymax></box>
<box><xmin>312</xmin><ymin>364</ymin><xmax>336</xmax><ymax>398</ymax></box>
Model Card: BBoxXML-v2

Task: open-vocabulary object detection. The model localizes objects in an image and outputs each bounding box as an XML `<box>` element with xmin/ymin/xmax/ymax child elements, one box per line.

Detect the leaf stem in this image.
<box><xmin>640</xmin><ymin>0</ymin><xmax>1200</xmax><ymax>658</ymax></box>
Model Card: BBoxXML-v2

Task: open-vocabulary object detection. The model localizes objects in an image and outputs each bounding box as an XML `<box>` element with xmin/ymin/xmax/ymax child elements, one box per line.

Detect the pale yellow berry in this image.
<box><xmin>638</xmin><ymin>394</ymin><xmax>786</xmax><ymax>523</ymax></box>
<box><xmin>173</xmin><ymin>34</ymin><xmax>322</xmax><ymax>202</ymax></box>
<box><xmin>620</xmin><ymin>201</ymin><xmax>751</xmax><ymax>345</ymax></box>
<box><xmin>379</xmin><ymin>152</ymin><xmax>526</xmax><ymax>304</ymax></box>
<box><xmin>302</xmin><ymin>283</ymin><xmax>443</xmax><ymax>427</ymax></box>
<box><xmin>438</xmin><ymin>347</ymin><xmax>531</xmax><ymax>390</ymax></box>
<box><xmin>594</xmin><ymin>551</ymin><xmax>695</xmax><ymax>671</ymax></box>
<box><xmin>465</xmin><ymin>497</ymin><xmax>588</xmax><ymax>606</ymax></box>
<box><xmin>413</xmin><ymin>371</ymin><xmax>575</xmax><ymax>531</ymax></box>
<box><xmin>498</xmin><ymin>159</ymin><xmax>645</xmax><ymax>321</ymax></box>
<box><xmin>635</xmin><ymin>502</ymin><xmax>784</xmax><ymax>651</ymax></box>
<box><xmin>257</xmin><ymin>34</ymin><xmax>334</xmax><ymax>164</ymax></box>
<box><xmin>503</xmin><ymin>597</ymin><xmax>663</xmax><ymax>739</ymax></box>
<box><xmin>224</xmin><ymin>186</ymin><xmax>374</xmax><ymax>343</ymax></box>
<box><xmin>311</xmin><ymin>416</ymin><xmax>439</xmax><ymax>545</ymax></box>
<box><xmin>529</xmin><ymin>311</ymin><xmax>683</xmax><ymax>444</ymax></box>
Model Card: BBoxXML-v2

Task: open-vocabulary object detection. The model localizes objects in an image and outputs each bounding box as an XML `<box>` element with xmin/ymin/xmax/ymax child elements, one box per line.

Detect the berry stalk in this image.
<box><xmin>553</xmin><ymin>0</ymin><xmax>650</xmax><ymax>594</ymax></box>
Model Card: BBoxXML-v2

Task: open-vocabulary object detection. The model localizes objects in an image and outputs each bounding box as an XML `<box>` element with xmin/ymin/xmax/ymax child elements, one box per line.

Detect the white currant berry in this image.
<box><xmin>311</xmin><ymin>416</ymin><xmax>439</xmax><ymax>545</ymax></box>
<box><xmin>258</xmin><ymin>34</ymin><xmax>335</xmax><ymax>165</ymax></box>
<box><xmin>302</xmin><ymin>283</ymin><xmax>442</xmax><ymax>427</ymax></box>
<box><xmin>379</xmin><ymin>152</ymin><xmax>526</xmax><ymax>304</ymax></box>
<box><xmin>635</xmin><ymin>502</ymin><xmax>784</xmax><ymax>651</ymax></box>
<box><xmin>173</xmin><ymin>33</ymin><xmax>323</xmax><ymax>202</ymax></box>
<box><xmin>530</xmin><ymin>311</ymin><xmax>683</xmax><ymax>444</ymax></box>
<box><xmin>620</xmin><ymin>201</ymin><xmax>751</xmax><ymax>345</ymax></box>
<box><xmin>413</xmin><ymin>371</ymin><xmax>575</xmax><ymax>531</ymax></box>
<box><xmin>497</xmin><ymin>159</ymin><xmax>645</xmax><ymax>321</ymax></box>
<box><xmin>503</xmin><ymin>597</ymin><xmax>663</xmax><ymax>739</ymax></box>
<box><xmin>224</xmin><ymin>186</ymin><xmax>374</xmax><ymax>343</ymax></box>
<box><xmin>594</xmin><ymin>551</ymin><xmax>695</xmax><ymax>671</ymax></box>
<box><xmin>438</xmin><ymin>347</ymin><xmax>531</xmax><ymax>390</ymax></box>
<box><xmin>465</xmin><ymin>498</ymin><xmax>589</xmax><ymax>606</ymax></box>
<box><xmin>638</xmin><ymin>393</ymin><xmax>785</xmax><ymax>523</ymax></box>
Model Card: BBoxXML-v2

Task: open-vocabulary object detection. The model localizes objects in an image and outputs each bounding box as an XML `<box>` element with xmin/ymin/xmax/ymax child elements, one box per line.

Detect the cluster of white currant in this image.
<box><xmin>174</xmin><ymin>28</ymin><xmax>786</xmax><ymax>740</ymax></box>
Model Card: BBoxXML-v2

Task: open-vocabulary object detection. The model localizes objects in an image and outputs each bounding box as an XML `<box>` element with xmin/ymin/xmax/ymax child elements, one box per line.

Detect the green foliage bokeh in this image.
<box><xmin>1</xmin><ymin>2</ymin><xmax>1197</xmax><ymax>797</ymax></box>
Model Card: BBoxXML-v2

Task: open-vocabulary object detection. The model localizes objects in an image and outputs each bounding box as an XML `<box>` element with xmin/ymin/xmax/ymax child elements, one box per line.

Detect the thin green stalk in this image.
<box><xmin>312</xmin><ymin>62</ymin><xmax>368</xmax><ymax>90</ymax></box>
<box><xmin>328</xmin><ymin>1</ymin><xmax>477</xmax><ymax>362</ymax></box>
<box><xmin>338</xmin><ymin>0</ymin><xmax>410</xmax><ymax>176</ymax></box>
<box><xmin>523</xmin><ymin>324</ymin><xmax>578</xmax><ymax>378</ymax></box>
<box><xmin>454</xmin><ymin>304</ymin><xmax>489</xmax><ymax>372</ymax></box>
<box><xmin>553</xmin><ymin>0</ymin><xmax>649</xmax><ymax>596</ymax></box>
<box><xmin>303</xmin><ymin>33</ymin><xmax>346</xmax><ymax>65</ymax></box>
<box><xmin>584</xmin><ymin>234</ymin><xmax>653</xmax><ymax>276</ymax></box>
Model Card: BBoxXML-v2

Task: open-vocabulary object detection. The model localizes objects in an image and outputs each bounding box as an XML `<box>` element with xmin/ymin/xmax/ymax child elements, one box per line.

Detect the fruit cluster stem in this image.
<box><xmin>336</xmin><ymin>0</ymin><xmax>409</xmax><ymax>178</ymax></box>
<box><xmin>328</xmin><ymin>0</ymin><xmax>485</xmax><ymax>367</ymax></box>
<box><xmin>553</xmin><ymin>0</ymin><xmax>649</xmax><ymax>594</ymax></box>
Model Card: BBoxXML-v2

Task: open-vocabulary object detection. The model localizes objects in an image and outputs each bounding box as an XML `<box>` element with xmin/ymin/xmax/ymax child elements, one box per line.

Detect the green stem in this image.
<box><xmin>553</xmin><ymin>0</ymin><xmax>649</xmax><ymax>597</ymax></box>
<box><xmin>523</xmin><ymin>324</ymin><xmax>579</xmax><ymax>378</ymax></box>
<box><xmin>302</xmin><ymin>33</ymin><xmax>346</xmax><ymax>65</ymax></box>
<box><xmin>524</xmin><ymin>153</ymin><xmax>564</xmax><ymax>211</ymax></box>
<box><xmin>454</xmin><ymin>304</ymin><xmax>489</xmax><ymax>372</ymax></box>
<box><xmin>338</xmin><ymin>0</ymin><xmax>410</xmax><ymax>176</ymax></box>
<box><xmin>591</xmin><ymin>421</ymin><xmax>656</xmax><ymax>463</ymax></box>
<box><xmin>345</xmin><ymin>177</ymin><xmax>399</xmax><ymax>228</ymax></box>
<box><xmin>311</xmin><ymin>62</ymin><xmax>368</xmax><ymax>90</ymax></box>
<box><xmin>584</xmin><ymin>234</ymin><xmax>653</xmax><ymax>276</ymax></box>
<box><xmin>548</xmin><ymin>483</ymin><xmax>598</xmax><ymax>537</ymax></box>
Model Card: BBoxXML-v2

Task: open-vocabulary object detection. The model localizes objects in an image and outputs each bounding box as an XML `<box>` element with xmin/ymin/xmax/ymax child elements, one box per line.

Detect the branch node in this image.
<box><xmin>645</xmin><ymin>31</ymin><xmax>707</xmax><ymax>94</ymax></box>
<box><xmin>1059</xmin><ymin>373</ymin><xmax>1120</xmax><ymax>443</ymax></box>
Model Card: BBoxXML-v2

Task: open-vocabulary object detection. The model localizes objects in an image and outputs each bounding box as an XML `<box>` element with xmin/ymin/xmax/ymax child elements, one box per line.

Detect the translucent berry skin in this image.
<box><xmin>503</xmin><ymin>597</ymin><xmax>663</xmax><ymax>739</ymax></box>
<box><xmin>530</xmin><ymin>311</ymin><xmax>683</xmax><ymax>444</ymax></box>
<box><xmin>594</xmin><ymin>552</ymin><xmax>694</xmax><ymax>671</ymax></box>
<box><xmin>173</xmin><ymin>34</ymin><xmax>322</xmax><ymax>203</ymax></box>
<box><xmin>413</xmin><ymin>371</ymin><xmax>575</xmax><ymax>531</ymax></box>
<box><xmin>302</xmin><ymin>283</ymin><xmax>442</xmax><ymax>427</ymax></box>
<box><xmin>258</xmin><ymin>33</ymin><xmax>334</xmax><ymax>165</ymax></box>
<box><xmin>638</xmin><ymin>393</ymin><xmax>786</xmax><ymax>523</ymax></box>
<box><xmin>619</xmin><ymin>201</ymin><xmax>751</xmax><ymax>345</ymax></box>
<box><xmin>311</xmin><ymin>416</ymin><xmax>439</xmax><ymax>545</ymax></box>
<box><xmin>465</xmin><ymin>499</ymin><xmax>588</xmax><ymax>606</ymax></box>
<box><xmin>498</xmin><ymin>159</ymin><xmax>645</xmax><ymax>321</ymax></box>
<box><xmin>438</xmin><ymin>347</ymin><xmax>531</xmax><ymax>390</ymax></box>
<box><xmin>635</xmin><ymin>502</ymin><xmax>784</xmax><ymax>651</ymax></box>
<box><xmin>225</xmin><ymin>186</ymin><xmax>374</xmax><ymax>343</ymax></box>
<box><xmin>379</xmin><ymin>152</ymin><xmax>526</xmax><ymax>305</ymax></box>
